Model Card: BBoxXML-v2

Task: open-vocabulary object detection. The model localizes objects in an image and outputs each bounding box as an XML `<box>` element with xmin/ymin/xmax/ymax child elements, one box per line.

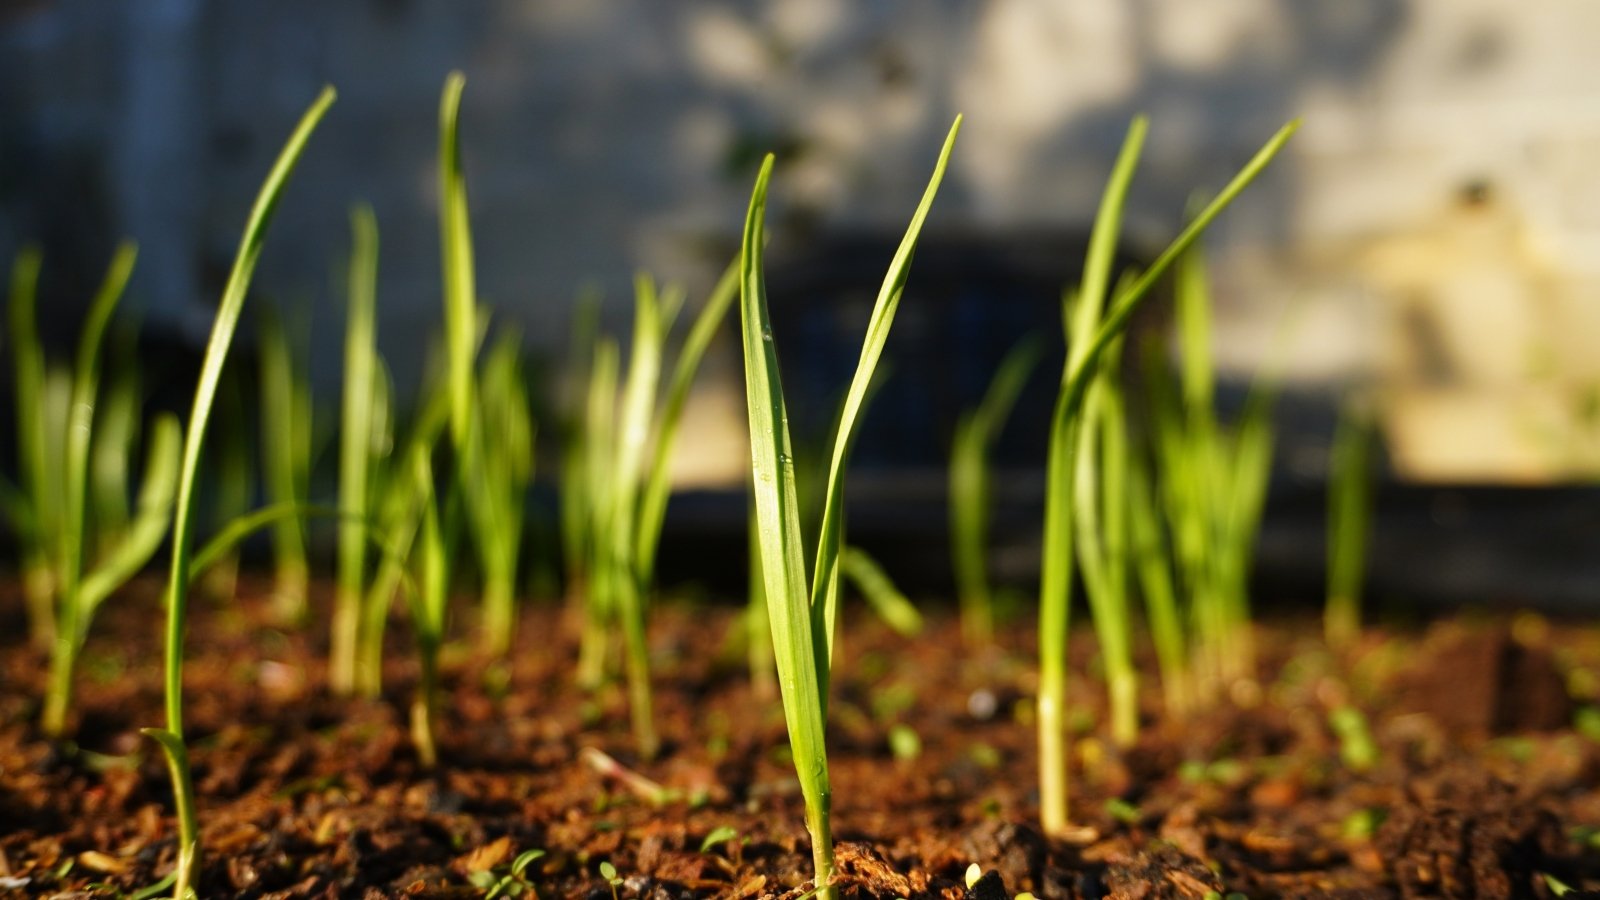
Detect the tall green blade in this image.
<box><xmin>1038</xmin><ymin>116</ymin><xmax>1145</xmax><ymax>836</ymax></box>
<box><xmin>809</xmin><ymin>115</ymin><xmax>961</xmax><ymax>670</ymax></box>
<box><xmin>10</xmin><ymin>246</ymin><xmax>54</xmax><ymax>647</ymax></box>
<box><xmin>439</xmin><ymin>71</ymin><xmax>478</xmax><ymax>452</ymax></box>
<box><xmin>739</xmin><ymin>154</ymin><xmax>834</xmax><ymax>898</ymax></box>
<box><xmin>333</xmin><ymin>203</ymin><xmax>379</xmax><ymax>694</ymax></box>
<box><xmin>612</xmin><ymin>276</ymin><xmax>667</xmax><ymax>757</ymax></box>
<box><xmin>635</xmin><ymin>263</ymin><xmax>738</xmax><ymax>585</ymax></box>
<box><xmin>151</xmin><ymin>83</ymin><xmax>335</xmax><ymax>900</ymax></box>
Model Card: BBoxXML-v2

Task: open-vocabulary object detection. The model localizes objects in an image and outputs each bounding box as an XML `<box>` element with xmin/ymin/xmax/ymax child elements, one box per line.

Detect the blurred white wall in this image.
<box><xmin>2</xmin><ymin>0</ymin><xmax>1597</xmax><ymax>480</ymax></box>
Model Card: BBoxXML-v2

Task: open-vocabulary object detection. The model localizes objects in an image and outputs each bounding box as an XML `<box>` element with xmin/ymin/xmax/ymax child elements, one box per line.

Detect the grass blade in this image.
<box><xmin>810</xmin><ymin>116</ymin><xmax>961</xmax><ymax>672</ymax></box>
<box><xmin>439</xmin><ymin>71</ymin><xmax>478</xmax><ymax>452</ymax></box>
<box><xmin>149</xmin><ymin>84</ymin><xmax>335</xmax><ymax>898</ymax></box>
<box><xmin>635</xmin><ymin>263</ymin><xmax>738</xmax><ymax>585</ymax></box>
<box><xmin>334</xmin><ymin>202</ymin><xmax>380</xmax><ymax>694</ymax></box>
<box><xmin>740</xmin><ymin>154</ymin><xmax>834</xmax><ymax>898</ymax></box>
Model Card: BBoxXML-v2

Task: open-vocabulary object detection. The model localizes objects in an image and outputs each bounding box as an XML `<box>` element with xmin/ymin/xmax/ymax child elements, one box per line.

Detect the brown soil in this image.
<box><xmin>3</xmin><ymin>579</ymin><xmax>1599</xmax><ymax>899</ymax></box>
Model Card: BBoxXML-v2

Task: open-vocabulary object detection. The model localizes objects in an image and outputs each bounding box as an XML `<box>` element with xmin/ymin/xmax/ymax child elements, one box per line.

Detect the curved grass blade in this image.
<box><xmin>439</xmin><ymin>71</ymin><xmax>478</xmax><ymax>451</ymax></box>
<box><xmin>10</xmin><ymin>246</ymin><xmax>54</xmax><ymax>647</ymax></box>
<box><xmin>149</xmin><ymin>84</ymin><xmax>335</xmax><ymax>898</ymax></box>
<box><xmin>810</xmin><ymin>116</ymin><xmax>961</xmax><ymax>671</ymax></box>
<box><xmin>740</xmin><ymin>153</ymin><xmax>834</xmax><ymax>898</ymax></box>
<box><xmin>950</xmin><ymin>335</ymin><xmax>1043</xmax><ymax>644</ymax></box>
<box><xmin>635</xmin><ymin>262</ymin><xmax>738</xmax><ymax>585</ymax></box>
<box><xmin>839</xmin><ymin>545</ymin><xmax>921</xmax><ymax>637</ymax></box>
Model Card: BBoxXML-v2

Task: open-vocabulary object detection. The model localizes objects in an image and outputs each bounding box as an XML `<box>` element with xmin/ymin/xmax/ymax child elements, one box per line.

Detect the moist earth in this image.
<box><xmin>2</xmin><ymin>579</ymin><xmax>1599</xmax><ymax>898</ymax></box>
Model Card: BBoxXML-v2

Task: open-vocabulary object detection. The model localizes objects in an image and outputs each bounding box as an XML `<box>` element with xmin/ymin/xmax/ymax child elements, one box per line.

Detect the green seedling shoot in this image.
<box><xmin>88</xmin><ymin>324</ymin><xmax>144</xmax><ymax>552</ymax></box>
<box><xmin>258</xmin><ymin>304</ymin><xmax>314</xmax><ymax>622</ymax></box>
<box><xmin>1148</xmin><ymin>244</ymin><xmax>1278</xmax><ymax>703</ymax></box>
<box><xmin>37</xmin><ymin>244</ymin><xmax>183</xmax><ymax>738</ymax></box>
<box><xmin>331</xmin><ymin>203</ymin><xmax>383</xmax><ymax>694</ymax></box>
<box><xmin>570</xmin><ymin>267</ymin><xmax>735</xmax><ymax>756</ymax></box>
<box><xmin>1126</xmin><ymin>443</ymin><xmax>1191</xmax><ymax>719</ymax></box>
<box><xmin>739</xmin><ymin>116</ymin><xmax>961</xmax><ymax>900</ymax></box>
<box><xmin>472</xmin><ymin>330</ymin><xmax>535</xmax><ymax>656</ymax></box>
<box><xmin>407</xmin><ymin>449</ymin><xmax>450</xmax><ymax>768</ymax></box>
<box><xmin>198</xmin><ymin>373</ymin><xmax>253</xmax><ymax>601</ymax></box>
<box><xmin>356</xmin><ymin>366</ymin><xmax>443</xmax><ymax>700</ymax></box>
<box><xmin>8</xmin><ymin>247</ymin><xmax>56</xmax><ymax>649</ymax></box>
<box><xmin>575</xmin><ymin>334</ymin><xmax>619</xmax><ymax>689</ymax></box>
<box><xmin>559</xmin><ymin>289</ymin><xmax>601</xmax><ymax>610</ymax></box>
<box><xmin>1071</xmin><ymin>327</ymin><xmax>1139</xmax><ymax>748</ymax></box>
<box><xmin>840</xmin><ymin>545</ymin><xmax>922</xmax><ymax>637</ymax></box>
<box><xmin>1035</xmin><ymin>116</ymin><xmax>1298</xmax><ymax>836</ymax></box>
<box><xmin>1326</xmin><ymin>397</ymin><xmax>1376</xmax><ymax>648</ymax></box>
<box><xmin>1329</xmin><ymin>705</ymin><xmax>1378</xmax><ymax>772</ymax></box>
<box><xmin>142</xmin><ymin>85</ymin><xmax>334</xmax><ymax>899</ymax></box>
<box><xmin>949</xmin><ymin>336</ymin><xmax>1043</xmax><ymax>646</ymax></box>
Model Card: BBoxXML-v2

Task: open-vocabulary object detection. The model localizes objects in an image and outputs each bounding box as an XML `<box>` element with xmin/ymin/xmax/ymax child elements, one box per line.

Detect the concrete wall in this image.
<box><xmin>2</xmin><ymin>0</ymin><xmax>1597</xmax><ymax>481</ymax></box>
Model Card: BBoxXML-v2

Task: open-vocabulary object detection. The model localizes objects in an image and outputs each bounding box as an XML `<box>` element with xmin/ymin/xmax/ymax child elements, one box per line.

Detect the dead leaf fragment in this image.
<box><xmin>77</xmin><ymin>850</ymin><xmax>129</xmax><ymax>874</ymax></box>
<box><xmin>460</xmin><ymin>835</ymin><xmax>512</xmax><ymax>873</ymax></box>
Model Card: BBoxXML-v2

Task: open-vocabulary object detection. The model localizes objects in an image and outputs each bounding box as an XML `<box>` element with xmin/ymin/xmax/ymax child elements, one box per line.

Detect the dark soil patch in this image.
<box><xmin>3</xmin><ymin>579</ymin><xmax>1599</xmax><ymax>898</ymax></box>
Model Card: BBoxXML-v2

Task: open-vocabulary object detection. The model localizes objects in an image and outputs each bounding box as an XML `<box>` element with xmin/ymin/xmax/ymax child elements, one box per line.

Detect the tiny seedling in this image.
<box><xmin>887</xmin><ymin>723</ymin><xmax>922</xmax><ymax>762</ymax></box>
<box><xmin>332</xmin><ymin>202</ymin><xmax>382</xmax><ymax>695</ymax></box>
<box><xmin>469</xmin><ymin>329</ymin><xmax>535</xmax><ymax>657</ymax></box>
<box><xmin>573</xmin><ymin>266</ymin><xmax>736</xmax><ymax>757</ymax></box>
<box><xmin>699</xmin><ymin>825</ymin><xmax>741</xmax><ymax>855</ymax></box>
<box><xmin>1146</xmin><ymin>242</ymin><xmax>1279</xmax><ymax>703</ymax></box>
<box><xmin>39</xmin><ymin>242</ymin><xmax>182</xmax><ymax>737</ymax></box>
<box><xmin>840</xmin><ymin>545</ymin><xmax>922</xmax><ymax>638</ymax></box>
<box><xmin>8</xmin><ymin>246</ymin><xmax>56</xmax><ymax>649</ymax></box>
<box><xmin>142</xmin><ymin>84</ymin><xmax>335</xmax><ymax>899</ymax></box>
<box><xmin>1329</xmin><ymin>705</ymin><xmax>1378</xmax><ymax>773</ymax></box>
<box><xmin>739</xmin><ymin>116</ymin><xmax>960</xmax><ymax>900</ymax></box>
<box><xmin>598</xmin><ymin>861</ymin><xmax>622</xmax><ymax>900</ymax></box>
<box><xmin>257</xmin><ymin>303</ymin><xmax>314</xmax><ymax>622</ymax></box>
<box><xmin>1326</xmin><ymin>397</ymin><xmax>1377</xmax><ymax>648</ymax></box>
<box><xmin>949</xmin><ymin>336</ymin><xmax>1043</xmax><ymax>645</ymax></box>
<box><xmin>1034</xmin><ymin>116</ymin><xmax>1298</xmax><ymax>835</ymax></box>
<box><xmin>468</xmin><ymin>848</ymin><xmax>546</xmax><ymax>899</ymax></box>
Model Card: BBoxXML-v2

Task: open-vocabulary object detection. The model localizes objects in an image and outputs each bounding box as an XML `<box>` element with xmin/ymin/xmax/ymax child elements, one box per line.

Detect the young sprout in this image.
<box><xmin>949</xmin><ymin>336</ymin><xmax>1043</xmax><ymax>646</ymax></box>
<box><xmin>839</xmin><ymin>545</ymin><xmax>922</xmax><ymax>638</ymax></box>
<box><xmin>559</xmin><ymin>289</ymin><xmax>601</xmax><ymax>610</ymax></box>
<box><xmin>88</xmin><ymin>325</ymin><xmax>143</xmax><ymax>551</ymax></box>
<box><xmin>406</xmin><ymin>450</ymin><xmax>449</xmax><ymax>768</ymax></box>
<box><xmin>1329</xmin><ymin>705</ymin><xmax>1378</xmax><ymax>773</ymax></box>
<box><xmin>356</xmin><ymin>368</ymin><xmax>444</xmax><ymax>700</ymax></box>
<box><xmin>739</xmin><ymin>116</ymin><xmax>960</xmax><ymax>900</ymax></box>
<box><xmin>1149</xmin><ymin>244</ymin><xmax>1279</xmax><ymax>699</ymax></box>
<box><xmin>142</xmin><ymin>85</ymin><xmax>335</xmax><ymax>899</ymax></box>
<box><xmin>198</xmin><ymin>374</ymin><xmax>254</xmax><ymax>601</ymax></box>
<box><xmin>468</xmin><ymin>329</ymin><xmax>535</xmax><ymax>657</ymax></box>
<box><xmin>258</xmin><ymin>304</ymin><xmax>313</xmax><ymax>622</ymax></box>
<box><xmin>570</xmin><ymin>268</ymin><xmax>736</xmax><ymax>756</ymax></box>
<box><xmin>1071</xmin><ymin>330</ymin><xmax>1139</xmax><ymax>747</ymax></box>
<box><xmin>1035</xmin><ymin>116</ymin><xmax>1298</xmax><ymax>836</ymax></box>
<box><xmin>1126</xmin><ymin>443</ymin><xmax>1191</xmax><ymax>719</ymax></box>
<box><xmin>605</xmin><ymin>275</ymin><xmax>672</xmax><ymax>759</ymax></box>
<box><xmin>599</xmin><ymin>861</ymin><xmax>622</xmax><ymax>900</ymax></box>
<box><xmin>332</xmin><ymin>203</ymin><xmax>382</xmax><ymax>695</ymax></box>
<box><xmin>575</xmin><ymin>336</ymin><xmax>619</xmax><ymax>689</ymax></box>
<box><xmin>39</xmin><ymin>244</ymin><xmax>183</xmax><ymax>738</ymax></box>
<box><xmin>9</xmin><ymin>247</ymin><xmax>56</xmax><ymax>648</ymax></box>
<box><xmin>1325</xmin><ymin>397</ymin><xmax>1376</xmax><ymax>648</ymax></box>
<box><xmin>439</xmin><ymin>70</ymin><xmax>479</xmax><ymax>457</ymax></box>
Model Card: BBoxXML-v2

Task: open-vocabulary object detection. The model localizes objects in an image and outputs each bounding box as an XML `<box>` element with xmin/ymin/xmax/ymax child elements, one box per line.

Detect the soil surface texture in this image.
<box><xmin>3</xmin><ymin>578</ymin><xmax>1600</xmax><ymax>898</ymax></box>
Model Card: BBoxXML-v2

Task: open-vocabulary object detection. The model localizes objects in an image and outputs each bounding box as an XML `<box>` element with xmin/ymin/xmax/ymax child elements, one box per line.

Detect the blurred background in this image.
<box><xmin>3</xmin><ymin>0</ymin><xmax>1599</xmax><ymax>604</ymax></box>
